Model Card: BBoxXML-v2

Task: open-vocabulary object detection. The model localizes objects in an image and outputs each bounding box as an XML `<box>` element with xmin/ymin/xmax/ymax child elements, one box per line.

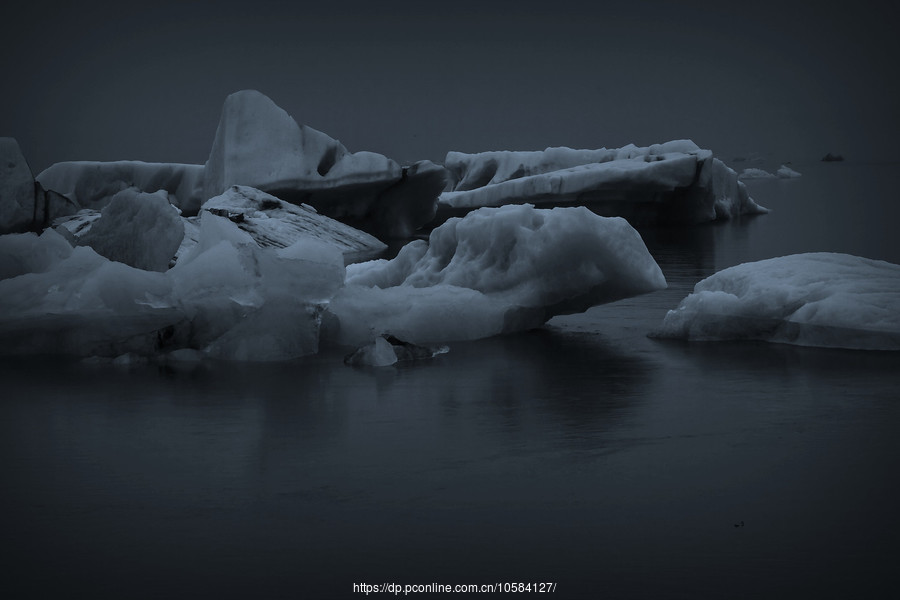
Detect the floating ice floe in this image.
<box><xmin>325</xmin><ymin>203</ymin><xmax>667</xmax><ymax>346</ymax></box>
<box><xmin>438</xmin><ymin>140</ymin><xmax>767</xmax><ymax>225</ymax></box>
<box><xmin>653</xmin><ymin>253</ymin><xmax>900</xmax><ymax>350</ymax></box>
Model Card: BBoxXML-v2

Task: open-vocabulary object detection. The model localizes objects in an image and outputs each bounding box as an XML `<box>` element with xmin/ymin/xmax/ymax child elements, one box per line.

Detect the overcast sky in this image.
<box><xmin>2</xmin><ymin>0</ymin><xmax>898</xmax><ymax>172</ymax></box>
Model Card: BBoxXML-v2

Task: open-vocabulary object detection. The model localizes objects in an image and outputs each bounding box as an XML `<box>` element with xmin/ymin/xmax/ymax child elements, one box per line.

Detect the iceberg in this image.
<box><xmin>0</xmin><ymin>212</ymin><xmax>344</xmax><ymax>360</ymax></box>
<box><xmin>325</xmin><ymin>203</ymin><xmax>666</xmax><ymax>346</ymax></box>
<box><xmin>203</xmin><ymin>90</ymin><xmax>447</xmax><ymax>238</ymax></box>
<box><xmin>438</xmin><ymin>140</ymin><xmax>767</xmax><ymax>225</ymax></box>
<box><xmin>36</xmin><ymin>160</ymin><xmax>205</xmax><ymax>215</ymax></box>
<box><xmin>653</xmin><ymin>253</ymin><xmax>900</xmax><ymax>350</ymax></box>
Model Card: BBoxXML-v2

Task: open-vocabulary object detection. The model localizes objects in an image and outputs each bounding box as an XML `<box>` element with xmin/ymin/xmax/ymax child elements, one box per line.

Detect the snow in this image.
<box><xmin>193</xmin><ymin>185</ymin><xmax>387</xmax><ymax>264</ymax></box>
<box><xmin>0</xmin><ymin>137</ymin><xmax>36</xmax><ymax>234</ymax></box>
<box><xmin>77</xmin><ymin>189</ymin><xmax>184</xmax><ymax>272</ymax></box>
<box><xmin>653</xmin><ymin>253</ymin><xmax>900</xmax><ymax>350</ymax></box>
<box><xmin>325</xmin><ymin>204</ymin><xmax>666</xmax><ymax>346</ymax></box>
<box><xmin>439</xmin><ymin>140</ymin><xmax>766</xmax><ymax>224</ymax></box>
<box><xmin>776</xmin><ymin>165</ymin><xmax>802</xmax><ymax>178</ymax></box>
<box><xmin>36</xmin><ymin>160</ymin><xmax>205</xmax><ymax>215</ymax></box>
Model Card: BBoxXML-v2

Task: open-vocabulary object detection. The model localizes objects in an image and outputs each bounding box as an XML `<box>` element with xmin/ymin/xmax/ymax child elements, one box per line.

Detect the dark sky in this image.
<box><xmin>3</xmin><ymin>0</ymin><xmax>898</xmax><ymax>173</ymax></box>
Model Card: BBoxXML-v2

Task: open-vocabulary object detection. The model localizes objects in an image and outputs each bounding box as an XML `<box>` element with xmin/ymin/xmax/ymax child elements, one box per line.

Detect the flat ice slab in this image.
<box><xmin>653</xmin><ymin>253</ymin><xmax>900</xmax><ymax>350</ymax></box>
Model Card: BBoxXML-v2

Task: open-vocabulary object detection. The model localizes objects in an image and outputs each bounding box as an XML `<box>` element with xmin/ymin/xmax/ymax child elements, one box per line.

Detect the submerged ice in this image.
<box><xmin>653</xmin><ymin>253</ymin><xmax>900</xmax><ymax>350</ymax></box>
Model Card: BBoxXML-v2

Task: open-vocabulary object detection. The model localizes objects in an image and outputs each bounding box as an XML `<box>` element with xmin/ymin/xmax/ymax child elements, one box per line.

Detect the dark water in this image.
<box><xmin>2</xmin><ymin>162</ymin><xmax>900</xmax><ymax>599</ymax></box>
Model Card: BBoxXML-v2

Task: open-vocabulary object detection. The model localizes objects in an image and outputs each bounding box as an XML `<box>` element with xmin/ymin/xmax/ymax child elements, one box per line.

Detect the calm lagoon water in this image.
<box><xmin>2</xmin><ymin>162</ymin><xmax>899</xmax><ymax>599</ymax></box>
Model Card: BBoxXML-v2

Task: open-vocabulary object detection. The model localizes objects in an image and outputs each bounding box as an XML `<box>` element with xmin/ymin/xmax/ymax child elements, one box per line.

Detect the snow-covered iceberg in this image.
<box><xmin>439</xmin><ymin>140</ymin><xmax>767</xmax><ymax>225</ymax></box>
<box><xmin>324</xmin><ymin>203</ymin><xmax>667</xmax><ymax>346</ymax></box>
<box><xmin>203</xmin><ymin>90</ymin><xmax>446</xmax><ymax>238</ymax></box>
<box><xmin>653</xmin><ymin>253</ymin><xmax>900</xmax><ymax>350</ymax></box>
<box><xmin>36</xmin><ymin>160</ymin><xmax>205</xmax><ymax>215</ymax></box>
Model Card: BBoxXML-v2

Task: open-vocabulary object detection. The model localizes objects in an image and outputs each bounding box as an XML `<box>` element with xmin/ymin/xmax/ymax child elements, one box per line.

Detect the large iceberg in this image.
<box><xmin>439</xmin><ymin>140</ymin><xmax>767</xmax><ymax>225</ymax></box>
<box><xmin>325</xmin><ymin>203</ymin><xmax>667</xmax><ymax>346</ymax></box>
<box><xmin>0</xmin><ymin>201</ymin><xmax>667</xmax><ymax>359</ymax></box>
<box><xmin>203</xmin><ymin>90</ymin><xmax>446</xmax><ymax>238</ymax></box>
<box><xmin>36</xmin><ymin>160</ymin><xmax>205</xmax><ymax>215</ymax></box>
<box><xmin>653</xmin><ymin>253</ymin><xmax>900</xmax><ymax>350</ymax></box>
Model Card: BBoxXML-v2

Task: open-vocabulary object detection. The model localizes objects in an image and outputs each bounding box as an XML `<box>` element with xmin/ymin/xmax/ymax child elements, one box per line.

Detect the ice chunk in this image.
<box><xmin>326</xmin><ymin>204</ymin><xmax>666</xmax><ymax>346</ymax></box>
<box><xmin>77</xmin><ymin>188</ymin><xmax>185</xmax><ymax>272</ymax></box>
<box><xmin>776</xmin><ymin>165</ymin><xmax>802</xmax><ymax>178</ymax></box>
<box><xmin>36</xmin><ymin>160</ymin><xmax>205</xmax><ymax>215</ymax></box>
<box><xmin>194</xmin><ymin>185</ymin><xmax>387</xmax><ymax>264</ymax></box>
<box><xmin>0</xmin><ymin>137</ymin><xmax>36</xmax><ymax>234</ymax></box>
<box><xmin>344</xmin><ymin>336</ymin><xmax>399</xmax><ymax>367</ymax></box>
<box><xmin>653</xmin><ymin>253</ymin><xmax>900</xmax><ymax>350</ymax></box>
<box><xmin>439</xmin><ymin>141</ymin><xmax>766</xmax><ymax>225</ymax></box>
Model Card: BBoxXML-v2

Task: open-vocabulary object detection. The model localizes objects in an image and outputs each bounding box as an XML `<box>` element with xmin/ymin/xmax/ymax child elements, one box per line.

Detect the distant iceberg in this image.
<box><xmin>776</xmin><ymin>165</ymin><xmax>802</xmax><ymax>178</ymax></box>
<box><xmin>439</xmin><ymin>140</ymin><xmax>767</xmax><ymax>225</ymax></box>
<box><xmin>653</xmin><ymin>253</ymin><xmax>900</xmax><ymax>350</ymax></box>
<box><xmin>325</xmin><ymin>204</ymin><xmax>666</xmax><ymax>346</ymax></box>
